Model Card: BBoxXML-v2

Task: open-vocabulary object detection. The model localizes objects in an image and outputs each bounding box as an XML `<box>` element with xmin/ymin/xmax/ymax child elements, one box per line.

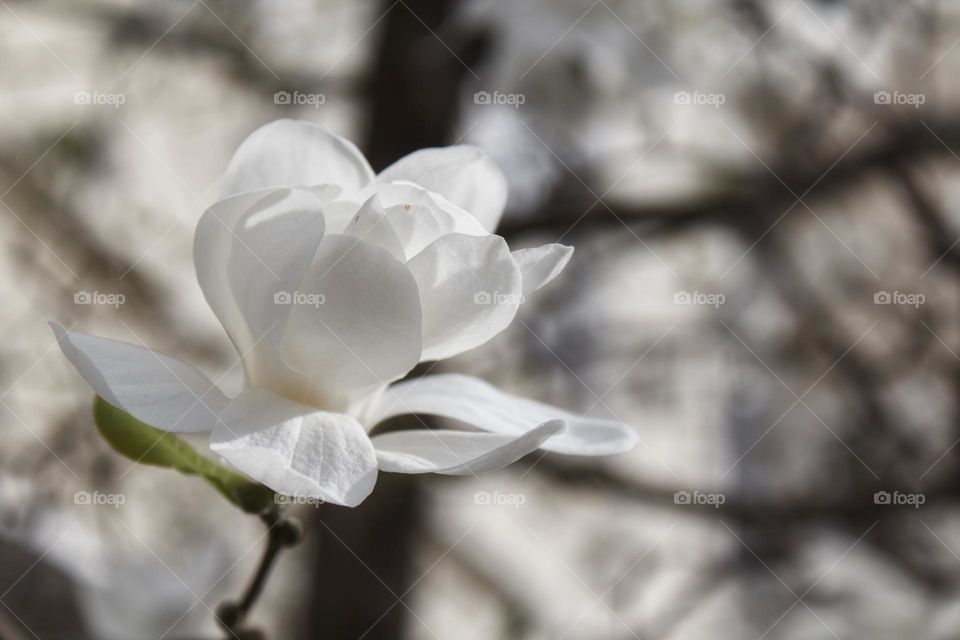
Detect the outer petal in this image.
<box><xmin>281</xmin><ymin>234</ymin><xmax>422</xmax><ymax>411</ymax></box>
<box><xmin>371</xmin><ymin>420</ymin><xmax>565</xmax><ymax>474</ymax></box>
<box><xmin>365</xmin><ymin>374</ymin><xmax>637</xmax><ymax>456</ymax></box>
<box><xmin>407</xmin><ymin>233</ymin><xmax>521</xmax><ymax>361</ymax></box>
<box><xmin>195</xmin><ymin>188</ymin><xmax>282</xmax><ymax>363</ymax></box>
<box><xmin>377</xmin><ymin>146</ymin><xmax>508</xmax><ymax>232</ymax></box>
<box><xmin>50</xmin><ymin>323</ymin><xmax>227</xmax><ymax>433</ymax></box>
<box><xmin>196</xmin><ymin>188</ymin><xmax>330</xmax><ymax>391</ymax></box>
<box><xmin>211</xmin><ymin>389</ymin><xmax>377</xmax><ymax>506</ymax></box>
<box><xmin>227</xmin><ymin>188</ymin><xmax>327</xmax><ymax>353</ymax></box>
<box><xmin>220</xmin><ymin>120</ymin><xmax>375</xmax><ymax>198</ymax></box>
<box><xmin>512</xmin><ymin>244</ymin><xmax>574</xmax><ymax>295</ymax></box>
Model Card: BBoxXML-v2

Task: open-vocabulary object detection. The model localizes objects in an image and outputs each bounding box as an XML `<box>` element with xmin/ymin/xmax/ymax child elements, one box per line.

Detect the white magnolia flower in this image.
<box><xmin>52</xmin><ymin>120</ymin><xmax>636</xmax><ymax>507</ymax></box>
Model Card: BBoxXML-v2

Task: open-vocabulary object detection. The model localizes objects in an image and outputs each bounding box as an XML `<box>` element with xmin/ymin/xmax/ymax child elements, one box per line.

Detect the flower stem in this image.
<box><xmin>216</xmin><ymin>507</ymin><xmax>303</xmax><ymax>639</ymax></box>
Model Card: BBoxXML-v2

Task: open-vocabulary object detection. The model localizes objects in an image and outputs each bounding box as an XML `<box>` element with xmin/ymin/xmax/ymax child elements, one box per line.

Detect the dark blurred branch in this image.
<box><xmin>304</xmin><ymin>4</ymin><xmax>474</xmax><ymax>638</ymax></box>
<box><xmin>527</xmin><ymin>458</ymin><xmax>960</xmax><ymax>525</ymax></box>
<box><xmin>891</xmin><ymin>165</ymin><xmax>960</xmax><ymax>274</ymax></box>
<box><xmin>499</xmin><ymin>117</ymin><xmax>960</xmax><ymax>240</ymax></box>
<box><xmin>306</xmin><ymin>477</ymin><xmax>424</xmax><ymax>640</ymax></box>
<box><xmin>73</xmin><ymin>1</ymin><xmax>354</xmax><ymax>99</ymax></box>
<box><xmin>752</xmin><ymin>231</ymin><xmax>921</xmax><ymax>476</ymax></box>
<box><xmin>0</xmin><ymin>606</ymin><xmax>37</xmax><ymax>640</ymax></box>
<box><xmin>889</xmin><ymin>164</ymin><xmax>960</xmax><ymax>493</ymax></box>
<box><xmin>362</xmin><ymin>0</ymin><xmax>486</xmax><ymax>168</ymax></box>
<box><xmin>431</xmin><ymin>535</ymin><xmax>535</xmax><ymax>639</ymax></box>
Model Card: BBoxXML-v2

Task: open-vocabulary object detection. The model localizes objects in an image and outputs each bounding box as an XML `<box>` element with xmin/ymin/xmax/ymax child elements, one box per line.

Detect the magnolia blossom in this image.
<box><xmin>52</xmin><ymin>120</ymin><xmax>636</xmax><ymax>507</ymax></box>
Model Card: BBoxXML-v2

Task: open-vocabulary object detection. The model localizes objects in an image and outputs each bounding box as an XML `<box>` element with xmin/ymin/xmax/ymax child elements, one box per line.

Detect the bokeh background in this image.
<box><xmin>2</xmin><ymin>0</ymin><xmax>959</xmax><ymax>638</ymax></box>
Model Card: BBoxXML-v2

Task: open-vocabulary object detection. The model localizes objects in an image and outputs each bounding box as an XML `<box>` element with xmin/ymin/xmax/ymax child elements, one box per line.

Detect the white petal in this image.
<box><xmin>369</xmin><ymin>182</ymin><xmax>488</xmax><ymax>235</ymax></box>
<box><xmin>371</xmin><ymin>420</ymin><xmax>565</xmax><ymax>474</ymax></box>
<box><xmin>407</xmin><ymin>233</ymin><xmax>521</xmax><ymax>361</ymax></box>
<box><xmin>301</xmin><ymin>184</ymin><xmax>361</xmax><ymax>234</ymax></box>
<box><xmin>366</xmin><ymin>374</ymin><xmax>637</xmax><ymax>456</ymax></box>
<box><xmin>342</xmin><ymin>197</ymin><xmax>405</xmax><ymax>260</ymax></box>
<box><xmin>220</xmin><ymin>120</ymin><xmax>374</xmax><ymax>198</ymax></box>
<box><xmin>227</xmin><ymin>188</ymin><xmax>327</xmax><ymax>354</ymax></box>
<box><xmin>195</xmin><ymin>188</ymin><xmax>281</xmax><ymax>363</ymax></box>
<box><xmin>363</xmin><ymin>181</ymin><xmax>488</xmax><ymax>258</ymax></box>
<box><xmin>50</xmin><ymin>323</ymin><xmax>227</xmax><ymax>433</ymax></box>
<box><xmin>281</xmin><ymin>234</ymin><xmax>422</xmax><ymax>410</ymax></box>
<box><xmin>377</xmin><ymin>146</ymin><xmax>507</xmax><ymax>232</ymax></box>
<box><xmin>196</xmin><ymin>188</ymin><xmax>329</xmax><ymax>393</ymax></box>
<box><xmin>211</xmin><ymin>389</ymin><xmax>377</xmax><ymax>506</ymax></box>
<box><xmin>512</xmin><ymin>244</ymin><xmax>574</xmax><ymax>295</ymax></box>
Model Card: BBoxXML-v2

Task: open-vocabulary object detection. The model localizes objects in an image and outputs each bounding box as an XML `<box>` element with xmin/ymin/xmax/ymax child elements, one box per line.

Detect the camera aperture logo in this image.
<box><xmin>674</xmin><ymin>490</ymin><xmax>725</xmax><ymax>508</ymax></box>
<box><xmin>873</xmin><ymin>290</ymin><xmax>924</xmax><ymax>308</ymax></box>
<box><xmin>473</xmin><ymin>90</ymin><xmax>526</xmax><ymax>108</ymax></box>
<box><xmin>274</xmin><ymin>290</ymin><xmax>325</xmax><ymax>308</ymax></box>
<box><xmin>674</xmin><ymin>290</ymin><xmax>725</xmax><ymax>308</ymax></box>
<box><xmin>74</xmin><ymin>290</ymin><xmax>125</xmax><ymax>308</ymax></box>
<box><xmin>274</xmin><ymin>91</ymin><xmax>326</xmax><ymax>108</ymax></box>
<box><xmin>873</xmin><ymin>90</ymin><xmax>925</xmax><ymax>108</ymax></box>
<box><xmin>474</xmin><ymin>290</ymin><xmax>525</xmax><ymax>305</ymax></box>
<box><xmin>474</xmin><ymin>490</ymin><xmax>526</xmax><ymax>508</ymax></box>
<box><xmin>873</xmin><ymin>490</ymin><xmax>924</xmax><ymax>509</ymax></box>
<box><xmin>674</xmin><ymin>91</ymin><xmax>725</xmax><ymax>108</ymax></box>
<box><xmin>74</xmin><ymin>491</ymin><xmax>125</xmax><ymax>508</ymax></box>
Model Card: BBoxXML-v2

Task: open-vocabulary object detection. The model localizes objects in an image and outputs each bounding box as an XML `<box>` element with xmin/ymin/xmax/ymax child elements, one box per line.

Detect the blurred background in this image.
<box><xmin>1</xmin><ymin>0</ymin><xmax>959</xmax><ymax>638</ymax></box>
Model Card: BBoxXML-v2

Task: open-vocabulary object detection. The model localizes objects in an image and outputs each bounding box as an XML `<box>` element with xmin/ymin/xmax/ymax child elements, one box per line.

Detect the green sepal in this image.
<box><xmin>93</xmin><ymin>397</ymin><xmax>275</xmax><ymax>514</ymax></box>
